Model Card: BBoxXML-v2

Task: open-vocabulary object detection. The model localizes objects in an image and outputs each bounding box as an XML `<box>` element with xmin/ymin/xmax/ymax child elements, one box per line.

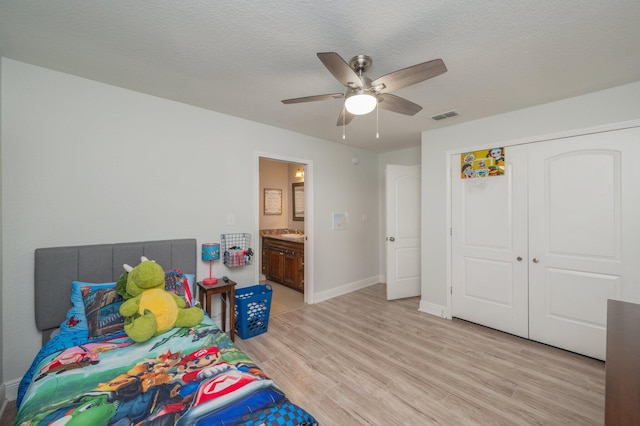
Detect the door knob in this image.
<box><xmin>516</xmin><ymin>256</ymin><xmax>522</xmax><ymax>262</ymax></box>
<box><xmin>389</xmin><ymin>237</ymin><xmax>395</xmax><ymax>242</ymax></box>
<box><xmin>533</xmin><ymin>258</ymin><xmax>540</xmax><ymax>263</ymax></box>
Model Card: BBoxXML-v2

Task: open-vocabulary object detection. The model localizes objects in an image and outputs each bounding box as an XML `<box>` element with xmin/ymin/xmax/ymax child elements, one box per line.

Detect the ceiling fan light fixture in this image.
<box><xmin>344</xmin><ymin>90</ymin><xmax>377</xmax><ymax>115</ymax></box>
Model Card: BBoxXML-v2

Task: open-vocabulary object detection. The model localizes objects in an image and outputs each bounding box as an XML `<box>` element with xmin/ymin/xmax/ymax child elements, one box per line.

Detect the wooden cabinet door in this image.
<box><xmin>267</xmin><ymin>248</ymin><xmax>284</xmax><ymax>282</ymax></box>
<box><xmin>262</xmin><ymin>237</ymin><xmax>304</xmax><ymax>293</ymax></box>
<box><xmin>261</xmin><ymin>249</ymin><xmax>268</xmax><ymax>276</ymax></box>
<box><xmin>298</xmin><ymin>250</ymin><xmax>304</xmax><ymax>290</ymax></box>
<box><xmin>283</xmin><ymin>250</ymin><xmax>299</xmax><ymax>289</ymax></box>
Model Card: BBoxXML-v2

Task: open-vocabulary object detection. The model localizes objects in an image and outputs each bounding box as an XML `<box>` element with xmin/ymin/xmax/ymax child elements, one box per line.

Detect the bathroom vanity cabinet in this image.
<box><xmin>262</xmin><ymin>236</ymin><xmax>304</xmax><ymax>293</ymax></box>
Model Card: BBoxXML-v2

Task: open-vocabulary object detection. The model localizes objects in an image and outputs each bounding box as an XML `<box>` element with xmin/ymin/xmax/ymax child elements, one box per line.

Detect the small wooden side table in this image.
<box><xmin>197</xmin><ymin>279</ymin><xmax>237</xmax><ymax>342</ymax></box>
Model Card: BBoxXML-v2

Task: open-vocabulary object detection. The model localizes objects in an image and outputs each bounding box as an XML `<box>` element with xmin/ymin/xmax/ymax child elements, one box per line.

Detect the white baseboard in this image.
<box><xmin>0</xmin><ymin>382</ymin><xmax>6</xmax><ymax>419</ymax></box>
<box><xmin>312</xmin><ymin>275</ymin><xmax>381</xmax><ymax>304</ymax></box>
<box><xmin>4</xmin><ymin>378</ymin><xmax>19</xmax><ymax>401</ymax></box>
<box><xmin>419</xmin><ymin>300</ymin><xmax>450</xmax><ymax>319</ymax></box>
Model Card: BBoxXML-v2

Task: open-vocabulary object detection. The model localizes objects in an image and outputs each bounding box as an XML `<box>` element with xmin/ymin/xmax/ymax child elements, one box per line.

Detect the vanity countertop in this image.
<box><xmin>261</xmin><ymin>230</ymin><xmax>304</xmax><ymax>243</ymax></box>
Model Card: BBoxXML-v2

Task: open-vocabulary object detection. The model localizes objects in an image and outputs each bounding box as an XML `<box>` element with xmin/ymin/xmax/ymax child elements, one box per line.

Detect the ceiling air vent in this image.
<box><xmin>432</xmin><ymin>110</ymin><xmax>459</xmax><ymax>121</ymax></box>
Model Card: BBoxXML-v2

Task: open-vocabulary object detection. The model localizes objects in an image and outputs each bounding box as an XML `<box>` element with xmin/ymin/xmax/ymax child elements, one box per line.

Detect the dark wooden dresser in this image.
<box><xmin>605</xmin><ymin>299</ymin><xmax>640</xmax><ymax>425</ymax></box>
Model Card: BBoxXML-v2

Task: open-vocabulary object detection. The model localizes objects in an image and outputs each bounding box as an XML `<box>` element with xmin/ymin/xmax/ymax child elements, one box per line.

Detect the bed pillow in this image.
<box><xmin>165</xmin><ymin>270</ymin><xmax>195</xmax><ymax>307</ymax></box>
<box><xmin>82</xmin><ymin>287</ymin><xmax>125</xmax><ymax>339</ymax></box>
<box><xmin>59</xmin><ymin>275</ymin><xmax>195</xmax><ymax>336</ymax></box>
<box><xmin>59</xmin><ymin>305</ymin><xmax>87</xmax><ymax>335</ymax></box>
<box><xmin>58</xmin><ymin>281</ymin><xmax>116</xmax><ymax>335</ymax></box>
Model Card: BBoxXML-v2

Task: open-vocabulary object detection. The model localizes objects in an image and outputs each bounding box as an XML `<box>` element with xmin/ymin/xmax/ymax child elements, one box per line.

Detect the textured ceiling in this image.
<box><xmin>1</xmin><ymin>1</ymin><xmax>640</xmax><ymax>152</ymax></box>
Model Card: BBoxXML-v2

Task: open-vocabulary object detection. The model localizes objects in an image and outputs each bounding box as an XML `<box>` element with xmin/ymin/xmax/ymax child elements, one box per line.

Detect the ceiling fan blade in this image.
<box><xmin>282</xmin><ymin>93</ymin><xmax>344</xmax><ymax>104</ymax></box>
<box><xmin>336</xmin><ymin>107</ymin><xmax>355</xmax><ymax>126</ymax></box>
<box><xmin>317</xmin><ymin>52</ymin><xmax>363</xmax><ymax>89</ymax></box>
<box><xmin>372</xmin><ymin>59</ymin><xmax>447</xmax><ymax>93</ymax></box>
<box><xmin>377</xmin><ymin>93</ymin><xmax>423</xmax><ymax>116</ymax></box>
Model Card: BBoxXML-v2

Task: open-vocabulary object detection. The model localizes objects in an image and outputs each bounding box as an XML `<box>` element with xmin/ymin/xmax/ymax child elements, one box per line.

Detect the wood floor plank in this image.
<box><xmin>236</xmin><ymin>283</ymin><xmax>605</xmax><ymax>425</ymax></box>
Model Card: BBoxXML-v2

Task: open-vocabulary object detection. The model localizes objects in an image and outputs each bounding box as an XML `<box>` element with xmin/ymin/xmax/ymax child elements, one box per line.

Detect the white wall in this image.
<box><xmin>0</xmin><ymin>58</ymin><xmax>381</xmax><ymax>385</ymax></box>
<box><xmin>420</xmin><ymin>81</ymin><xmax>640</xmax><ymax>314</ymax></box>
<box><xmin>0</xmin><ymin>58</ymin><xmax>4</xmax><ymax>404</ymax></box>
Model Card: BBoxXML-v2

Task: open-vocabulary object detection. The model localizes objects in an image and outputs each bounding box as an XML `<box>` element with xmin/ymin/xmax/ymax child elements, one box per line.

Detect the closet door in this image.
<box><xmin>528</xmin><ymin>127</ymin><xmax>640</xmax><ymax>360</ymax></box>
<box><xmin>451</xmin><ymin>145</ymin><xmax>529</xmax><ymax>337</ymax></box>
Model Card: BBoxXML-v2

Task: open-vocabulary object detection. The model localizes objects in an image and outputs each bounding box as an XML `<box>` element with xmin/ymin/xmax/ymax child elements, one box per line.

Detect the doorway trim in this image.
<box><xmin>255</xmin><ymin>152</ymin><xmax>314</xmax><ymax>304</ymax></box>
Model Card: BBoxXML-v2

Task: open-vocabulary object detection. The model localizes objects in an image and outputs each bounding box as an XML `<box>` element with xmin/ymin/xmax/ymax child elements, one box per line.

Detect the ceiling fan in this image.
<box><xmin>282</xmin><ymin>52</ymin><xmax>447</xmax><ymax>126</ymax></box>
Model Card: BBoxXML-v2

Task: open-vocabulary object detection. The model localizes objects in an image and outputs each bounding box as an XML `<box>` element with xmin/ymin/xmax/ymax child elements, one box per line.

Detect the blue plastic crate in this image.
<box><xmin>234</xmin><ymin>284</ymin><xmax>272</xmax><ymax>339</ymax></box>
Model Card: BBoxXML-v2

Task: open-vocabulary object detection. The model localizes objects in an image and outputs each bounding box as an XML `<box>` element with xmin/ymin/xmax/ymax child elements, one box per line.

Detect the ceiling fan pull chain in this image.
<box><xmin>342</xmin><ymin>104</ymin><xmax>346</xmax><ymax>140</ymax></box>
<box><xmin>376</xmin><ymin>102</ymin><xmax>379</xmax><ymax>138</ymax></box>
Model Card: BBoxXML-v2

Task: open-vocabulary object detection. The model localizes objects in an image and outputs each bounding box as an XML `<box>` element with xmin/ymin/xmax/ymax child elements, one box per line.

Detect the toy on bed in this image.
<box><xmin>118</xmin><ymin>257</ymin><xmax>203</xmax><ymax>342</ymax></box>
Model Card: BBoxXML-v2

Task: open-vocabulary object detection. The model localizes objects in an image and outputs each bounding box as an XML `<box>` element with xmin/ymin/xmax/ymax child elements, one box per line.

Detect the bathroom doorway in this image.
<box><xmin>256</xmin><ymin>154</ymin><xmax>313</xmax><ymax>314</ymax></box>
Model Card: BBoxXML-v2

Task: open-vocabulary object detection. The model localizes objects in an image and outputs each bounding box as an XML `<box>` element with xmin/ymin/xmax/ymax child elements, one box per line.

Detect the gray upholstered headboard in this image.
<box><xmin>34</xmin><ymin>238</ymin><xmax>197</xmax><ymax>344</ymax></box>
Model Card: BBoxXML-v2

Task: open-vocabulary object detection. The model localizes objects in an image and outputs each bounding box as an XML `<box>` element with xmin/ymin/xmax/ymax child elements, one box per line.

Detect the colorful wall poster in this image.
<box><xmin>460</xmin><ymin>147</ymin><xmax>505</xmax><ymax>178</ymax></box>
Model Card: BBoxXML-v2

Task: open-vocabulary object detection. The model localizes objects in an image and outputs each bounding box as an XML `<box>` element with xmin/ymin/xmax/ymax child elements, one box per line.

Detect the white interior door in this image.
<box><xmin>528</xmin><ymin>127</ymin><xmax>640</xmax><ymax>360</ymax></box>
<box><xmin>386</xmin><ymin>165</ymin><xmax>421</xmax><ymax>300</ymax></box>
<box><xmin>451</xmin><ymin>146</ymin><xmax>529</xmax><ymax>337</ymax></box>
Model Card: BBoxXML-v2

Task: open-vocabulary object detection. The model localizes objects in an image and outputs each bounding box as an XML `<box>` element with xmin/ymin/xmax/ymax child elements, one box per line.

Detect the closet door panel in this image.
<box><xmin>528</xmin><ymin>127</ymin><xmax>640</xmax><ymax>360</ymax></box>
<box><xmin>545</xmin><ymin>268</ymin><xmax>620</xmax><ymax>326</ymax></box>
<box><xmin>451</xmin><ymin>145</ymin><xmax>529</xmax><ymax>338</ymax></box>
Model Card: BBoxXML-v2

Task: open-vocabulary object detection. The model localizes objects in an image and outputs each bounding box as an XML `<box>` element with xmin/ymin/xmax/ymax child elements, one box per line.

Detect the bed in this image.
<box><xmin>15</xmin><ymin>239</ymin><xmax>318</xmax><ymax>425</ymax></box>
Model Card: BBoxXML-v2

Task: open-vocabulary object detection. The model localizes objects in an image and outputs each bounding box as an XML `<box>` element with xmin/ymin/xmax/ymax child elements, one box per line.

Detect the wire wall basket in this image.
<box><xmin>221</xmin><ymin>233</ymin><xmax>253</xmax><ymax>267</ymax></box>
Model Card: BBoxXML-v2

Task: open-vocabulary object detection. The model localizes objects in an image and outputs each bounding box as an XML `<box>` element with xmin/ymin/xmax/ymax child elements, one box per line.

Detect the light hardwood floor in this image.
<box><xmin>236</xmin><ymin>283</ymin><xmax>605</xmax><ymax>425</ymax></box>
<box><xmin>265</xmin><ymin>281</ymin><xmax>304</xmax><ymax>316</ymax></box>
<box><xmin>4</xmin><ymin>283</ymin><xmax>605</xmax><ymax>425</ymax></box>
<box><xmin>1</xmin><ymin>399</ymin><xmax>17</xmax><ymax>425</ymax></box>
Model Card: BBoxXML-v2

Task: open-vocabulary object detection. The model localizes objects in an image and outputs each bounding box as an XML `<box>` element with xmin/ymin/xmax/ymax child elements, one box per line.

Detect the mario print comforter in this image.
<box><xmin>15</xmin><ymin>316</ymin><xmax>318</xmax><ymax>425</ymax></box>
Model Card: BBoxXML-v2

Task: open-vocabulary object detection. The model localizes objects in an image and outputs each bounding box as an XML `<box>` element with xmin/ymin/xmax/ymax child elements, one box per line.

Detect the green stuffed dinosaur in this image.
<box><xmin>118</xmin><ymin>257</ymin><xmax>203</xmax><ymax>343</ymax></box>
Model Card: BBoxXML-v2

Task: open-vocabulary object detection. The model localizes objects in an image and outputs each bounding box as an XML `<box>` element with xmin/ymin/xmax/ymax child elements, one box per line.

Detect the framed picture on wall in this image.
<box><xmin>264</xmin><ymin>188</ymin><xmax>282</xmax><ymax>215</ymax></box>
<box><xmin>293</xmin><ymin>182</ymin><xmax>304</xmax><ymax>221</ymax></box>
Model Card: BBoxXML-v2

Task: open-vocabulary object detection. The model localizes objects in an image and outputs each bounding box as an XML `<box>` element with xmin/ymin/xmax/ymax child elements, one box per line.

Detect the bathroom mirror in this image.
<box><xmin>292</xmin><ymin>182</ymin><xmax>304</xmax><ymax>221</ymax></box>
